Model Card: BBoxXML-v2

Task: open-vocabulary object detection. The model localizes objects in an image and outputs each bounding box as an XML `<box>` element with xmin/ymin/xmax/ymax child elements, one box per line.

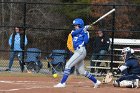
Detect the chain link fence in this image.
<box><xmin>0</xmin><ymin>2</ymin><xmax>140</xmax><ymax>74</ymax></box>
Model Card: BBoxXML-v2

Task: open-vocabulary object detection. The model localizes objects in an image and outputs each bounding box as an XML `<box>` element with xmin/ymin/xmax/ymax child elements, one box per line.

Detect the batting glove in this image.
<box><xmin>83</xmin><ymin>25</ymin><xmax>91</xmax><ymax>31</ymax></box>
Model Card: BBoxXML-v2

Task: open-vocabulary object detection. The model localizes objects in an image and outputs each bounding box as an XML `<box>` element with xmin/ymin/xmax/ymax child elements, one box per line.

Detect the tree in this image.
<box><xmin>91</xmin><ymin>0</ymin><xmax>136</xmax><ymax>38</ymax></box>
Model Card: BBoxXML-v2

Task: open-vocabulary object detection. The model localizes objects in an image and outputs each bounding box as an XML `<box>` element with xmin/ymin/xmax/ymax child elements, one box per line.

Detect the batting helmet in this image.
<box><xmin>72</xmin><ymin>18</ymin><xmax>84</xmax><ymax>28</ymax></box>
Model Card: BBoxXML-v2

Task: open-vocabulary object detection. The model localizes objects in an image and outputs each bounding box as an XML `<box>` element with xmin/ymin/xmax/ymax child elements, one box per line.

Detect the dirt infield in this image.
<box><xmin>0</xmin><ymin>72</ymin><xmax>139</xmax><ymax>93</ymax></box>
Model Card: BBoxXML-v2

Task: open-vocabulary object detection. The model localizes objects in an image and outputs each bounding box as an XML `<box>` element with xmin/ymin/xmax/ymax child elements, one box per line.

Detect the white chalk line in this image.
<box><xmin>0</xmin><ymin>80</ymin><xmax>53</xmax><ymax>92</ymax></box>
<box><xmin>0</xmin><ymin>80</ymin><xmax>90</xmax><ymax>92</ymax></box>
<box><xmin>0</xmin><ymin>80</ymin><xmax>38</xmax><ymax>84</ymax></box>
<box><xmin>0</xmin><ymin>86</ymin><xmax>52</xmax><ymax>92</ymax></box>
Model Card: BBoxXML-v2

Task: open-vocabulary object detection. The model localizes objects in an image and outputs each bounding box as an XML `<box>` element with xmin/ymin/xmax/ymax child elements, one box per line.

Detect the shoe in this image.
<box><xmin>134</xmin><ymin>79</ymin><xmax>139</xmax><ymax>88</ymax></box>
<box><xmin>5</xmin><ymin>69</ymin><xmax>11</xmax><ymax>71</ymax></box>
<box><xmin>113</xmin><ymin>80</ymin><xmax>120</xmax><ymax>87</ymax></box>
<box><xmin>53</xmin><ymin>83</ymin><xmax>66</xmax><ymax>88</ymax></box>
<box><xmin>94</xmin><ymin>80</ymin><xmax>101</xmax><ymax>88</ymax></box>
<box><xmin>132</xmin><ymin>79</ymin><xmax>139</xmax><ymax>88</ymax></box>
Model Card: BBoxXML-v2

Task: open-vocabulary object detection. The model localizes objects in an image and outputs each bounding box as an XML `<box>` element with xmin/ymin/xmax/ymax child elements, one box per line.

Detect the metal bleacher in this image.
<box><xmin>86</xmin><ymin>38</ymin><xmax>140</xmax><ymax>76</ymax></box>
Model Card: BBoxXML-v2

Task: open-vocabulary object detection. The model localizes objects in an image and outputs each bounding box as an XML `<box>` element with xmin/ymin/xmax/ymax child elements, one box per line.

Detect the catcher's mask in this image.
<box><xmin>121</xmin><ymin>47</ymin><xmax>134</xmax><ymax>61</ymax></box>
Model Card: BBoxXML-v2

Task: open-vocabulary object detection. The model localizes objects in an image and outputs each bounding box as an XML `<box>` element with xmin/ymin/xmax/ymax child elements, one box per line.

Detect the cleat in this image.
<box><xmin>113</xmin><ymin>80</ymin><xmax>120</xmax><ymax>87</ymax></box>
<box><xmin>54</xmin><ymin>83</ymin><xmax>66</xmax><ymax>88</ymax></box>
<box><xmin>133</xmin><ymin>79</ymin><xmax>139</xmax><ymax>88</ymax></box>
<box><xmin>135</xmin><ymin>79</ymin><xmax>139</xmax><ymax>88</ymax></box>
<box><xmin>94</xmin><ymin>80</ymin><xmax>101</xmax><ymax>88</ymax></box>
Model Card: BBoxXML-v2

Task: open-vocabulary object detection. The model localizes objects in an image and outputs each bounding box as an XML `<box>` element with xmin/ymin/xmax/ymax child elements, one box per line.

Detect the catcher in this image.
<box><xmin>113</xmin><ymin>47</ymin><xmax>140</xmax><ymax>88</ymax></box>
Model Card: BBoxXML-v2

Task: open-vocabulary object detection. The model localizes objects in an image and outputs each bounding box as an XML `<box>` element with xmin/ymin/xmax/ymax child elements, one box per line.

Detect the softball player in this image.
<box><xmin>54</xmin><ymin>18</ymin><xmax>101</xmax><ymax>88</ymax></box>
<box><xmin>113</xmin><ymin>47</ymin><xmax>140</xmax><ymax>87</ymax></box>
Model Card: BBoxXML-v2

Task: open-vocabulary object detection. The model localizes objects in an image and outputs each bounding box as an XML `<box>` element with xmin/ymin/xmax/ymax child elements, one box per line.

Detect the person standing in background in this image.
<box><xmin>5</xmin><ymin>27</ymin><xmax>28</xmax><ymax>72</ymax></box>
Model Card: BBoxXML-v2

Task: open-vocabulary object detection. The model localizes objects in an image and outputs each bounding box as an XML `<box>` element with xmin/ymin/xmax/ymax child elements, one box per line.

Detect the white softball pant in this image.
<box><xmin>65</xmin><ymin>46</ymin><xmax>87</xmax><ymax>75</ymax></box>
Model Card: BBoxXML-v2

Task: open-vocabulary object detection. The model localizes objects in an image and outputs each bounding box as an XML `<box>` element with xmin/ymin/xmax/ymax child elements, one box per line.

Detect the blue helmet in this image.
<box><xmin>72</xmin><ymin>18</ymin><xmax>84</xmax><ymax>28</ymax></box>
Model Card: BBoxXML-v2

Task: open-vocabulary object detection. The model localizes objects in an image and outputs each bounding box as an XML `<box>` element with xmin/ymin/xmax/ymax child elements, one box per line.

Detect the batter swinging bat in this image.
<box><xmin>90</xmin><ymin>8</ymin><xmax>115</xmax><ymax>25</ymax></box>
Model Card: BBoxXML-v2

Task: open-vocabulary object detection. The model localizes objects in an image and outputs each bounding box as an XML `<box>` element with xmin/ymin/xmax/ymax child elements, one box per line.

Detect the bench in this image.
<box><xmin>86</xmin><ymin>60</ymin><xmax>124</xmax><ymax>72</ymax></box>
<box><xmin>86</xmin><ymin>38</ymin><xmax>140</xmax><ymax>75</ymax></box>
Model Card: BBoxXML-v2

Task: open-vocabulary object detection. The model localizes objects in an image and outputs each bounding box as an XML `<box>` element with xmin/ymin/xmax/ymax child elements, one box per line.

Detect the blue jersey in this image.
<box><xmin>71</xmin><ymin>27</ymin><xmax>89</xmax><ymax>50</ymax></box>
<box><xmin>125</xmin><ymin>58</ymin><xmax>140</xmax><ymax>75</ymax></box>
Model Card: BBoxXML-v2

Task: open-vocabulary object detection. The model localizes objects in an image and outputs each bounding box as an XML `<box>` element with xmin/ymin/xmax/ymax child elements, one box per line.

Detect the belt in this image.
<box><xmin>76</xmin><ymin>46</ymin><xmax>84</xmax><ymax>50</ymax></box>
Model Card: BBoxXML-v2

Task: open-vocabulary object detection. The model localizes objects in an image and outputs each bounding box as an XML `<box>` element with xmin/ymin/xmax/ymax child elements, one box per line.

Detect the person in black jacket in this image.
<box><xmin>90</xmin><ymin>29</ymin><xmax>110</xmax><ymax>74</ymax></box>
<box><xmin>5</xmin><ymin>27</ymin><xmax>28</xmax><ymax>72</ymax></box>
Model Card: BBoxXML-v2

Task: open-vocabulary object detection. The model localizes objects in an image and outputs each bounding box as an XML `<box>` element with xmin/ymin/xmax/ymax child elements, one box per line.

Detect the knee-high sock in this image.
<box><xmin>61</xmin><ymin>69</ymin><xmax>71</xmax><ymax>84</ymax></box>
<box><xmin>85</xmin><ymin>71</ymin><xmax>97</xmax><ymax>83</ymax></box>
